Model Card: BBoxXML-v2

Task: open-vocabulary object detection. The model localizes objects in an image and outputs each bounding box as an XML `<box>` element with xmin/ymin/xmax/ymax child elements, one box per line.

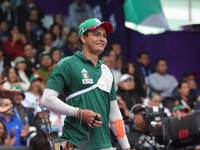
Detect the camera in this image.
<box><xmin>137</xmin><ymin>107</ymin><xmax>200</xmax><ymax>149</ymax></box>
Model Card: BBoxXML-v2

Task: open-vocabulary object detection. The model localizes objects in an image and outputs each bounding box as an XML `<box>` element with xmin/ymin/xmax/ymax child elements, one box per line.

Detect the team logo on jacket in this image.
<box><xmin>81</xmin><ymin>69</ymin><xmax>90</xmax><ymax>78</ymax></box>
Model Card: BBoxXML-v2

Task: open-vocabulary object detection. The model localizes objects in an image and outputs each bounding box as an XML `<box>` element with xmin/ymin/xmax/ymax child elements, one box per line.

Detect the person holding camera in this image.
<box><xmin>116</xmin><ymin>104</ymin><xmax>151</xmax><ymax>150</ymax></box>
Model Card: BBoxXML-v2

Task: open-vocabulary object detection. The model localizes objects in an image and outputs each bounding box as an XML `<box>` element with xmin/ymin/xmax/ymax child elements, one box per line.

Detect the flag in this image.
<box><xmin>123</xmin><ymin>0</ymin><xmax>169</xmax><ymax>29</ymax></box>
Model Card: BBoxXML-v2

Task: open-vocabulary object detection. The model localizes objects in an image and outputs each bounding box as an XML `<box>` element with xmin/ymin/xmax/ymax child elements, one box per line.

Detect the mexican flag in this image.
<box><xmin>123</xmin><ymin>0</ymin><xmax>169</xmax><ymax>29</ymax></box>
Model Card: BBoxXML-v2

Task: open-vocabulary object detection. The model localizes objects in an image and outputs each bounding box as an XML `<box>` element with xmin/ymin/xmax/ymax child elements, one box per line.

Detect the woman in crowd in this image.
<box><xmin>50</xmin><ymin>23</ymin><xmax>65</xmax><ymax>48</ymax></box>
<box><xmin>53</xmin><ymin>13</ymin><xmax>69</xmax><ymax>39</ymax></box>
<box><xmin>3</xmin><ymin>25</ymin><xmax>27</xmax><ymax>61</ymax></box>
<box><xmin>0</xmin><ymin>120</ymin><xmax>16</xmax><ymax>145</ymax></box>
<box><xmin>121</xmin><ymin>61</ymin><xmax>144</xmax><ymax>99</ymax></box>
<box><xmin>175</xmin><ymin>81</ymin><xmax>195</xmax><ymax>111</ymax></box>
<box><xmin>1</xmin><ymin>67</ymin><xmax>30</xmax><ymax>91</ymax></box>
<box><xmin>61</xmin><ymin>28</ymin><xmax>81</xmax><ymax>57</ymax></box>
<box><xmin>21</xmin><ymin>20</ymin><xmax>38</xmax><ymax>48</ymax></box>
<box><xmin>50</xmin><ymin>47</ymin><xmax>62</xmax><ymax>66</ymax></box>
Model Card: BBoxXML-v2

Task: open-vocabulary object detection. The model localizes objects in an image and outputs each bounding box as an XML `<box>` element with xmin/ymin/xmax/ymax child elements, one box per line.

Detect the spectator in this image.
<box><xmin>67</xmin><ymin>0</ymin><xmax>93</xmax><ymax>29</ymax></box>
<box><xmin>100</xmin><ymin>51</ymin><xmax>121</xmax><ymax>90</ymax></box>
<box><xmin>117</xmin><ymin>74</ymin><xmax>141</xmax><ymax>110</ymax></box>
<box><xmin>0</xmin><ymin>20</ymin><xmax>9</xmax><ymax>43</ymax></box>
<box><xmin>3</xmin><ymin>25</ymin><xmax>27</xmax><ymax>61</ymax></box>
<box><xmin>33</xmin><ymin>52</ymin><xmax>54</xmax><ymax>83</ymax></box>
<box><xmin>50</xmin><ymin>23</ymin><xmax>65</xmax><ymax>48</ymax></box>
<box><xmin>0</xmin><ymin>120</ymin><xmax>16</xmax><ymax>145</ymax></box>
<box><xmin>30</xmin><ymin>117</ymin><xmax>56</xmax><ymax>150</ymax></box>
<box><xmin>50</xmin><ymin>47</ymin><xmax>62</xmax><ymax>66</ymax></box>
<box><xmin>134</xmin><ymin>52</ymin><xmax>155</xmax><ymax>98</ymax></box>
<box><xmin>143</xmin><ymin>94</ymin><xmax>172</xmax><ymax>116</ymax></box>
<box><xmin>173</xmin><ymin>71</ymin><xmax>200</xmax><ymax>101</ymax></box>
<box><xmin>2</xmin><ymin>67</ymin><xmax>30</xmax><ymax>91</ymax></box>
<box><xmin>53</xmin><ymin>13</ymin><xmax>69</xmax><ymax>40</ymax></box>
<box><xmin>116</xmin><ymin>104</ymin><xmax>151</xmax><ymax>150</ymax></box>
<box><xmin>21</xmin><ymin>74</ymin><xmax>44</xmax><ymax>117</ymax></box>
<box><xmin>61</xmin><ymin>28</ymin><xmax>81</xmax><ymax>57</ymax></box>
<box><xmin>21</xmin><ymin>20</ymin><xmax>38</xmax><ymax>48</ymax></box>
<box><xmin>0</xmin><ymin>46</ymin><xmax>11</xmax><ymax>78</ymax></box>
<box><xmin>14</xmin><ymin>56</ymin><xmax>30</xmax><ymax>83</ymax></box>
<box><xmin>121</xmin><ymin>61</ymin><xmax>144</xmax><ymax>99</ymax></box>
<box><xmin>175</xmin><ymin>81</ymin><xmax>195</xmax><ymax>111</ymax></box>
<box><xmin>172</xmin><ymin>105</ymin><xmax>189</xmax><ymax>116</ymax></box>
<box><xmin>49</xmin><ymin>112</ymin><xmax>65</xmax><ymax>136</ymax></box>
<box><xmin>22</xmin><ymin>43</ymin><xmax>39</xmax><ymax>77</ymax></box>
<box><xmin>0</xmin><ymin>0</ymin><xmax>15</xmax><ymax>26</ymax></box>
<box><xmin>17</xmin><ymin>0</ymin><xmax>44</xmax><ymax>26</ymax></box>
<box><xmin>0</xmin><ymin>98</ymin><xmax>29</xmax><ymax>146</ymax></box>
<box><xmin>148</xmin><ymin>58</ymin><xmax>178</xmax><ymax>100</ymax></box>
<box><xmin>27</xmin><ymin>8</ymin><xmax>46</xmax><ymax>43</ymax></box>
<box><xmin>36</xmin><ymin>32</ymin><xmax>54</xmax><ymax>59</ymax></box>
<box><xmin>183</xmin><ymin>71</ymin><xmax>200</xmax><ymax>95</ymax></box>
<box><xmin>10</xmin><ymin>86</ymin><xmax>34</xmax><ymax>125</ymax></box>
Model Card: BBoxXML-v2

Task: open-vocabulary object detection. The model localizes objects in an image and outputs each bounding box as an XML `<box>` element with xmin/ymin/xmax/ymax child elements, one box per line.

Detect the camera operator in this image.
<box><xmin>116</xmin><ymin>104</ymin><xmax>151</xmax><ymax>150</ymax></box>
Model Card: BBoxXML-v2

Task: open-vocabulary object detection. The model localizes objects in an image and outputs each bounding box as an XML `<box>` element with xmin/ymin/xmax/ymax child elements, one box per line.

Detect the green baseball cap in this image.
<box><xmin>78</xmin><ymin>18</ymin><xmax>113</xmax><ymax>38</ymax></box>
<box><xmin>39</xmin><ymin>51</ymin><xmax>50</xmax><ymax>59</ymax></box>
<box><xmin>14</xmin><ymin>57</ymin><xmax>26</xmax><ymax>64</ymax></box>
<box><xmin>10</xmin><ymin>86</ymin><xmax>25</xmax><ymax>98</ymax></box>
<box><xmin>29</xmin><ymin>74</ymin><xmax>42</xmax><ymax>83</ymax></box>
<box><xmin>172</xmin><ymin>105</ymin><xmax>189</xmax><ymax>112</ymax></box>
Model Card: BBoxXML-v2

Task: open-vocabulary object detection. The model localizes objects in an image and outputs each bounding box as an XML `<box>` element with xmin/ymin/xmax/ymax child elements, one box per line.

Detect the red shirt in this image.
<box><xmin>3</xmin><ymin>37</ymin><xmax>23</xmax><ymax>61</ymax></box>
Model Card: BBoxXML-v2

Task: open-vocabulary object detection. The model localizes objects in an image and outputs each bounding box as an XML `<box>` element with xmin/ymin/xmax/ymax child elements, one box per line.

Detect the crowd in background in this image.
<box><xmin>0</xmin><ymin>0</ymin><xmax>200</xmax><ymax>149</ymax></box>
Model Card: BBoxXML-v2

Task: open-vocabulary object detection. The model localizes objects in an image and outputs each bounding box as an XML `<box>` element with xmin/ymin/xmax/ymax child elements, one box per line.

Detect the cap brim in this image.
<box><xmin>88</xmin><ymin>21</ymin><xmax>113</xmax><ymax>33</ymax></box>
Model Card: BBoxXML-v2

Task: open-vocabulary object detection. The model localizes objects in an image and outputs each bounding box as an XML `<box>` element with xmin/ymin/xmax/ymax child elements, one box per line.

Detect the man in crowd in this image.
<box><xmin>116</xmin><ymin>104</ymin><xmax>151</xmax><ymax>150</ymax></box>
<box><xmin>22</xmin><ymin>43</ymin><xmax>40</xmax><ymax>77</ymax></box>
<box><xmin>34</xmin><ymin>51</ymin><xmax>54</xmax><ymax>83</ymax></box>
<box><xmin>148</xmin><ymin>58</ymin><xmax>178</xmax><ymax>100</ymax></box>
<box><xmin>42</xmin><ymin>18</ymin><xmax>130</xmax><ymax>150</ymax></box>
<box><xmin>134</xmin><ymin>52</ymin><xmax>155</xmax><ymax>99</ymax></box>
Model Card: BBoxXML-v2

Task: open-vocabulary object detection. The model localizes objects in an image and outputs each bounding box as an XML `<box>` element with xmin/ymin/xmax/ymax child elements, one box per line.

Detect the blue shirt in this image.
<box><xmin>0</xmin><ymin>115</ymin><xmax>23</xmax><ymax>146</ymax></box>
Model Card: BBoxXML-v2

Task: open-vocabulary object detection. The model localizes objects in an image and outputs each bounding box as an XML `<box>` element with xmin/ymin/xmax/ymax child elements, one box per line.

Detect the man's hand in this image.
<box><xmin>0</xmin><ymin>77</ymin><xmax>21</xmax><ymax>98</ymax></box>
<box><xmin>81</xmin><ymin>109</ymin><xmax>103</xmax><ymax>128</ymax></box>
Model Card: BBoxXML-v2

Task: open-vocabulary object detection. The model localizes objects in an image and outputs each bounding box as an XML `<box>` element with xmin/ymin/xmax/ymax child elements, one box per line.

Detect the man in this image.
<box><xmin>148</xmin><ymin>58</ymin><xmax>178</xmax><ymax>100</ymax></box>
<box><xmin>34</xmin><ymin>51</ymin><xmax>54</xmax><ymax>83</ymax></box>
<box><xmin>134</xmin><ymin>52</ymin><xmax>155</xmax><ymax>98</ymax></box>
<box><xmin>0</xmin><ymin>78</ymin><xmax>20</xmax><ymax>113</ymax></box>
<box><xmin>42</xmin><ymin>18</ymin><xmax>130</xmax><ymax>150</ymax></box>
<box><xmin>67</xmin><ymin>0</ymin><xmax>93</xmax><ymax>29</ymax></box>
<box><xmin>116</xmin><ymin>104</ymin><xmax>151</xmax><ymax>150</ymax></box>
<box><xmin>22</xmin><ymin>43</ymin><xmax>40</xmax><ymax>77</ymax></box>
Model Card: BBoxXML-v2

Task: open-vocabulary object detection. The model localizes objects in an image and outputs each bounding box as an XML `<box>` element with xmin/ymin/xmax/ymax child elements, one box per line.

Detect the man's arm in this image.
<box><xmin>42</xmin><ymin>89</ymin><xmax>103</xmax><ymax>128</ymax></box>
<box><xmin>109</xmin><ymin>100</ymin><xmax>130</xmax><ymax>150</ymax></box>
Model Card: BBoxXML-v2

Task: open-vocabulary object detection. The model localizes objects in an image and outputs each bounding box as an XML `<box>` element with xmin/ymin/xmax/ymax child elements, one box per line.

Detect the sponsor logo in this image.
<box><xmin>178</xmin><ymin>129</ymin><xmax>189</xmax><ymax>140</ymax></box>
<box><xmin>82</xmin><ymin>79</ymin><xmax>93</xmax><ymax>84</ymax></box>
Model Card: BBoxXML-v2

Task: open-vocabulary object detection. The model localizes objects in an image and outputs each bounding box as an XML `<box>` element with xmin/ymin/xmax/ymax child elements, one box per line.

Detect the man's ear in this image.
<box><xmin>80</xmin><ymin>34</ymin><xmax>86</xmax><ymax>44</ymax></box>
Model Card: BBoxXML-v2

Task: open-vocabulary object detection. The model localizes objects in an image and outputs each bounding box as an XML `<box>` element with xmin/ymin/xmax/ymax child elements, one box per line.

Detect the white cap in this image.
<box><xmin>119</xmin><ymin>74</ymin><xmax>134</xmax><ymax>83</ymax></box>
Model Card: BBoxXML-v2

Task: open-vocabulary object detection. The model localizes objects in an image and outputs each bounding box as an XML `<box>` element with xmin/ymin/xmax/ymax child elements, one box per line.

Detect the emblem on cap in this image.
<box><xmin>82</xmin><ymin>26</ymin><xmax>86</xmax><ymax>31</ymax></box>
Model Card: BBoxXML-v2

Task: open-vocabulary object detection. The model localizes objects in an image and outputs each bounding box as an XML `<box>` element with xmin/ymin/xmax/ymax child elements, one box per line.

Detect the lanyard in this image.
<box><xmin>13</xmin><ymin>107</ymin><xmax>29</xmax><ymax>125</ymax></box>
<box><xmin>140</xmin><ymin>66</ymin><xmax>151</xmax><ymax>77</ymax></box>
